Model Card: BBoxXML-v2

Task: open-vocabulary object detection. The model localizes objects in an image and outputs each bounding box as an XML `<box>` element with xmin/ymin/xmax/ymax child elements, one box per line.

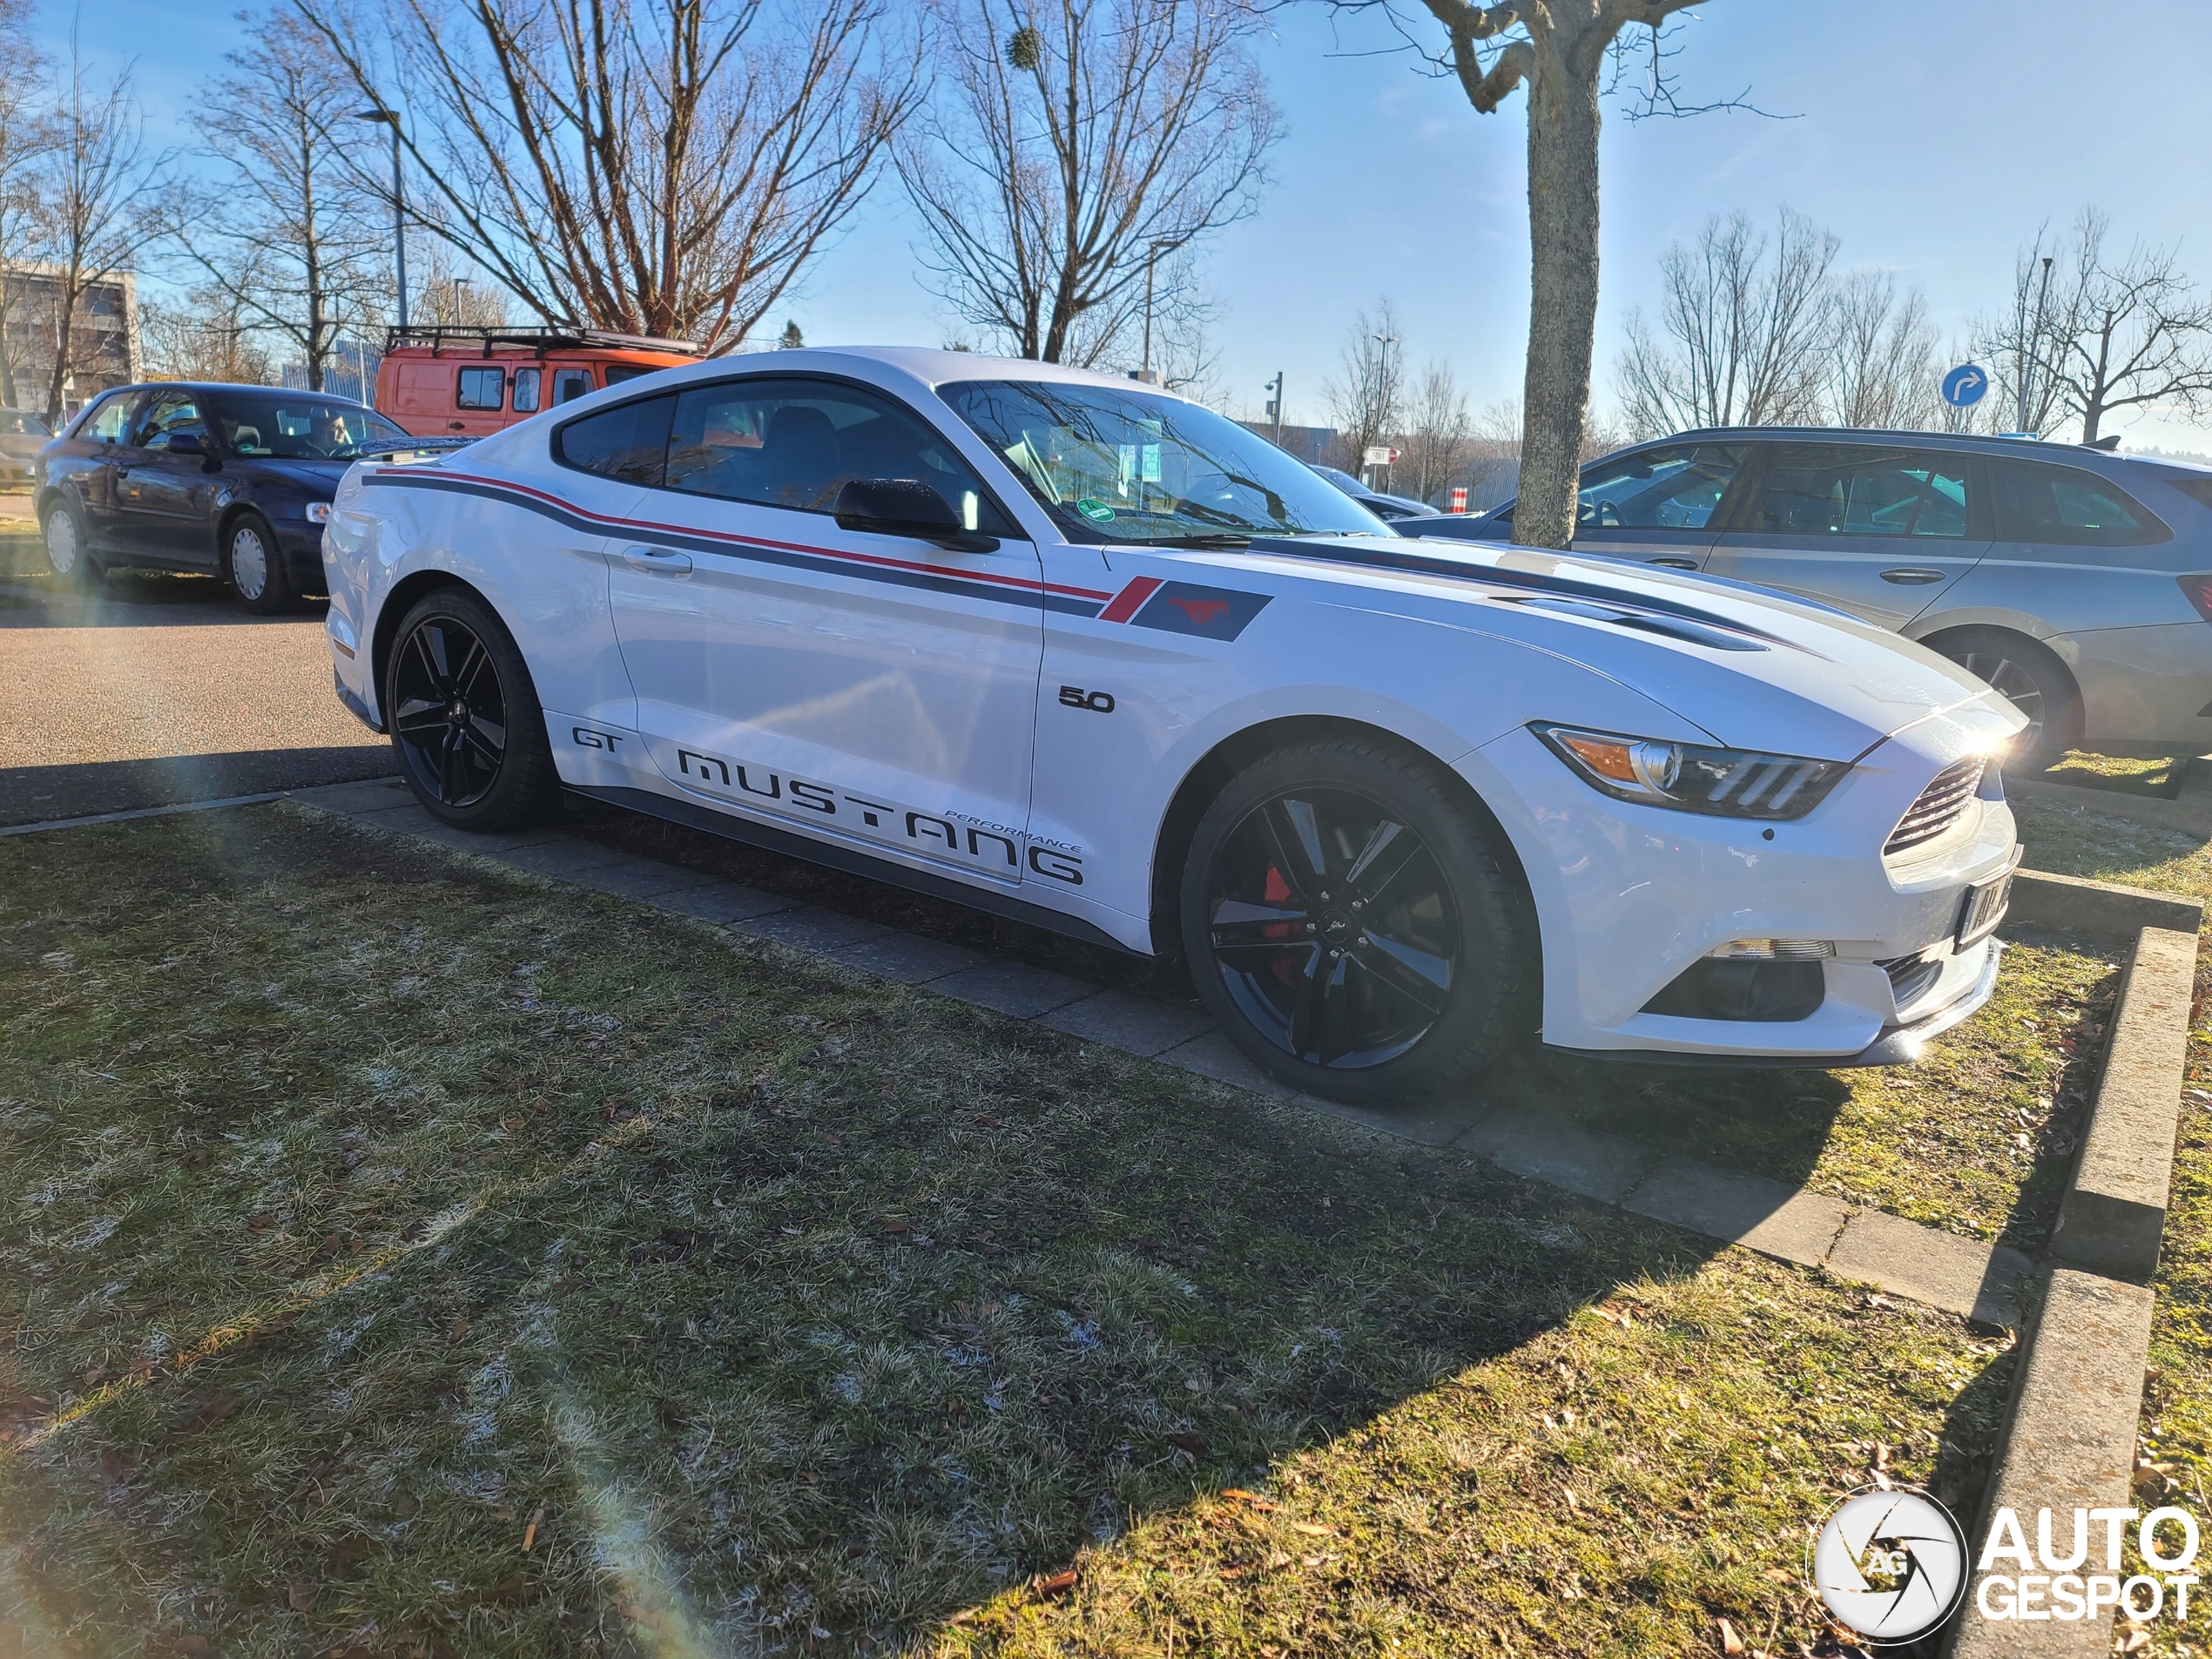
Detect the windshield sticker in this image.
<box><xmin>1075</xmin><ymin>497</ymin><xmax>1116</xmax><ymax>523</ymax></box>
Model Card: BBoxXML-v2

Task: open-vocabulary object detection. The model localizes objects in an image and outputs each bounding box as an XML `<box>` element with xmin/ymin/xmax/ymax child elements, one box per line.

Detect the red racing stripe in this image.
<box><xmin>1096</xmin><ymin>576</ymin><xmax>1163</xmax><ymax>624</ymax></box>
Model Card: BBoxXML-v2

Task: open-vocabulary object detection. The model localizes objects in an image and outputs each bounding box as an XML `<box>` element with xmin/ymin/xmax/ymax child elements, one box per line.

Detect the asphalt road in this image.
<box><xmin>0</xmin><ymin>493</ymin><xmax>395</xmax><ymax>826</ymax></box>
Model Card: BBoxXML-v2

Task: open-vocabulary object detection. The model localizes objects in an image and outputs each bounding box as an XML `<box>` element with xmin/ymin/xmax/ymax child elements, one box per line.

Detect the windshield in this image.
<box><xmin>940</xmin><ymin>380</ymin><xmax>1386</xmax><ymax>543</ymax></box>
<box><xmin>0</xmin><ymin>411</ymin><xmax>49</xmax><ymax>436</ymax></box>
<box><xmin>206</xmin><ymin>395</ymin><xmax>410</xmax><ymax>460</ymax></box>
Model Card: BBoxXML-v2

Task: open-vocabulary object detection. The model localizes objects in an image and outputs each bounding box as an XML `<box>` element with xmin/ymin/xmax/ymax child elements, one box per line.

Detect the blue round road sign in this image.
<box><xmin>1942</xmin><ymin>364</ymin><xmax>1989</xmax><ymax>408</ymax></box>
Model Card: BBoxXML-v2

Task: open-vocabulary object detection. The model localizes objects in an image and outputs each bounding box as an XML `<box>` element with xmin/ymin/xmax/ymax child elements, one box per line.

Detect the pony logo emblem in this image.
<box><xmin>1129</xmin><ymin>581</ymin><xmax>1271</xmax><ymax>641</ymax></box>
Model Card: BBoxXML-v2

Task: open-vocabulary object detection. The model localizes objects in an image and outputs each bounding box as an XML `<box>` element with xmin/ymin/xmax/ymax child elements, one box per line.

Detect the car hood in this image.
<box><xmin>246</xmin><ymin>457</ymin><xmax>351</xmax><ymax>490</ymax></box>
<box><xmin>1238</xmin><ymin>535</ymin><xmax>2023</xmax><ymax>760</ymax></box>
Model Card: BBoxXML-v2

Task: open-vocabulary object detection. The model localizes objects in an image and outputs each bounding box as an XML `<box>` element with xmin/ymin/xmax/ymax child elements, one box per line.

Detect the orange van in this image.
<box><xmin>374</xmin><ymin>325</ymin><xmax>701</xmax><ymax>438</ymax></box>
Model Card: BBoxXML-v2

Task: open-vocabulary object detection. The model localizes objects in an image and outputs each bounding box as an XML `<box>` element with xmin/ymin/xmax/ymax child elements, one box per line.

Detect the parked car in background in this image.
<box><xmin>1309</xmin><ymin>462</ymin><xmax>1442</xmax><ymax>524</ymax></box>
<box><xmin>33</xmin><ymin>383</ymin><xmax>457</xmax><ymax>611</ymax></box>
<box><xmin>0</xmin><ymin>408</ymin><xmax>50</xmax><ymax>485</ymax></box>
<box><xmin>1400</xmin><ymin>428</ymin><xmax>2212</xmax><ymax>765</ymax></box>
<box><xmin>375</xmin><ymin>325</ymin><xmax>701</xmax><ymax>439</ymax></box>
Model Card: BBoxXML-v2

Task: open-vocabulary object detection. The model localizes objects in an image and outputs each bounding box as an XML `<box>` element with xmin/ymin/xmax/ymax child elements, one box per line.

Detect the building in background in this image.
<box><xmin>0</xmin><ymin>261</ymin><xmax>142</xmax><ymax>417</ymax></box>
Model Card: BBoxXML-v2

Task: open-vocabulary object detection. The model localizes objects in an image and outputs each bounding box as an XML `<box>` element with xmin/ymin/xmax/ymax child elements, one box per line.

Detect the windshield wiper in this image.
<box><xmin>1154</xmin><ymin>532</ymin><xmax>1253</xmax><ymax>549</ymax></box>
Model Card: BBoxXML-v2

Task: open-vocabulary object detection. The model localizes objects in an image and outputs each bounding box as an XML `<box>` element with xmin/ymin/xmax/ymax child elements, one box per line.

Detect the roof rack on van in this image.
<box><xmin>381</xmin><ymin>324</ymin><xmax>704</xmax><ymax>358</ymax></box>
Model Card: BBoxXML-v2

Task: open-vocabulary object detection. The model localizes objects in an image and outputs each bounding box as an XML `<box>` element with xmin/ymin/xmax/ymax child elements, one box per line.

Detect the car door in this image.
<box><xmin>117</xmin><ymin>389</ymin><xmax>219</xmax><ymax>563</ymax></box>
<box><xmin>1543</xmin><ymin>442</ymin><xmax>1747</xmax><ymax>570</ymax></box>
<box><xmin>598</xmin><ymin>374</ymin><xmax>1047</xmax><ymax>887</ymax></box>
<box><xmin>59</xmin><ymin>388</ymin><xmax>142</xmax><ymax>548</ymax></box>
<box><xmin>1706</xmin><ymin>442</ymin><xmax>1992</xmax><ymax>629</ymax></box>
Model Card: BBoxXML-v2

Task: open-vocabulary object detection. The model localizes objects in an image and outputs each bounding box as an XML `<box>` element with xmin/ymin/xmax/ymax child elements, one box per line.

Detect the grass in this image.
<box><xmin>0</xmin><ymin>804</ymin><xmax>2028</xmax><ymax>1656</ymax></box>
<box><xmin>2035</xmin><ymin>750</ymin><xmax>2192</xmax><ymax>799</ymax></box>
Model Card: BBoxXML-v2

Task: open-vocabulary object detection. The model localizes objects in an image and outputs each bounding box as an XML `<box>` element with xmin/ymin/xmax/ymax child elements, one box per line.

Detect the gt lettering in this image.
<box><xmin>571</xmin><ymin>726</ymin><xmax>624</xmax><ymax>750</ymax></box>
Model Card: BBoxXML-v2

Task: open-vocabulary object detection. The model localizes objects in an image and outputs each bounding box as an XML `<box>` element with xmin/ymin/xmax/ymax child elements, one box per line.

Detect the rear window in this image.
<box><xmin>1744</xmin><ymin>443</ymin><xmax>1973</xmax><ymax>539</ymax></box>
<box><xmin>553</xmin><ymin>395</ymin><xmax>676</xmax><ymax>487</ymax></box>
<box><xmin>0</xmin><ymin>411</ymin><xmax>48</xmax><ymax>436</ymax></box>
<box><xmin>602</xmin><ymin>364</ymin><xmax>660</xmax><ymax>388</ymax></box>
<box><xmin>1992</xmin><ymin>459</ymin><xmax>2168</xmax><ymax>547</ymax></box>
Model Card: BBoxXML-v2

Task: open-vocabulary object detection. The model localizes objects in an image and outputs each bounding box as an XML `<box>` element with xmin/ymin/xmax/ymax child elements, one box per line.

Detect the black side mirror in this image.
<box><xmin>833</xmin><ymin>478</ymin><xmax>998</xmax><ymax>552</ymax></box>
<box><xmin>163</xmin><ymin>430</ymin><xmax>205</xmax><ymax>455</ymax></box>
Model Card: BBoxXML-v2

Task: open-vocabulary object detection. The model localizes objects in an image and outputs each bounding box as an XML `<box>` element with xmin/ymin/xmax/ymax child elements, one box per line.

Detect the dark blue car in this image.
<box><xmin>32</xmin><ymin>382</ymin><xmax>451</xmax><ymax>612</ymax></box>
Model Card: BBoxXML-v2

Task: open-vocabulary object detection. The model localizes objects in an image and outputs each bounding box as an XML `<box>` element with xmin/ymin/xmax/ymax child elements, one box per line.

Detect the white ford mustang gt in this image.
<box><xmin>322</xmin><ymin>347</ymin><xmax>2024</xmax><ymax>1103</ymax></box>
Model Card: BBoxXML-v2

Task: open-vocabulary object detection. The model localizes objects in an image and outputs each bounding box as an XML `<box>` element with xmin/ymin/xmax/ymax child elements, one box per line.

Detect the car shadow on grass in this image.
<box><xmin>0</xmin><ymin>806</ymin><xmax>2022</xmax><ymax>1656</ymax></box>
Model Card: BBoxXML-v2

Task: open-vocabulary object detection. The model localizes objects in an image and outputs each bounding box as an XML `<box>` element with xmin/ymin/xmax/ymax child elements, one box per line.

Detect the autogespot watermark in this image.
<box><xmin>1808</xmin><ymin>1488</ymin><xmax>2205</xmax><ymax>1646</ymax></box>
<box><xmin>1972</xmin><ymin>1503</ymin><xmax>2201</xmax><ymax>1626</ymax></box>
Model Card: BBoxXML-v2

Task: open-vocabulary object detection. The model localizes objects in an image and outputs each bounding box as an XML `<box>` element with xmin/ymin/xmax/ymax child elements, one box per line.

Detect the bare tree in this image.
<box><xmin>0</xmin><ymin>0</ymin><xmax>54</xmax><ymax>408</ymax></box>
<box><xmin>140</xmin><ymin>287</ymin><xmax>278</xmax><ymax>384</ymax></box>
<box><xmin>1825</xmin><ymin>268</ymin><xmax>1938</xmax><ymax>428</ymax></box>
<box><xmin>31</xmin><ymin>47</ymin><xmax>170</xmax><ymax>421</ymax></box>
<box><xmin>2030</xmin><ymin>209</ymin><xmax>2212</xmax><ymax>445</ymax></box>
<box><xmin>413</xmin><ymin>245</ymin><xmax>508</xmax><ymax>327</ymax></box>
<box><xmin>159</xmin><ymin>10</ymin><xmax>382</xmax><ymax>391</ymax></box>
<box><xmin>1343</xmin><ymin>1</ymin><xmax>1716</xmax><ymax>547</ymax></box>
<box><xmin>899</xmin><ymin>0</ymin><xmax>1276</xmax><ymax>368</ymax></box>
<box><xmin>295</xmin><ymin>0</ymin><xmax>923</xmax><ymax>351</ymax></box>
<box><xmin>1617</xmin><ymin>206</ymin><xmax>1836</xmax><ymax>435</ymax></box>
<box><xmin>1401</xmin><ymin>357</ymin><xmax>1471</xmax><ymax>502</ymax></box>
<box><xmin>1323</xmin><ymin>300</ymin><xmax>1405</xmax><ymax>477</ymax></box>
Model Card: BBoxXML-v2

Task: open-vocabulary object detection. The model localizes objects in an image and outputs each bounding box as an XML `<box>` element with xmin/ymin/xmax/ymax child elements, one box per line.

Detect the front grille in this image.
<box><xmin>1884</xmin><ymin>757</ymin><xmax>1986</xmax><ymax>856</ymax></box>
<box><xmin>1879</xmin><ymin>949</ymin><xmax>1946</xmax><ymax>1011</ymax></box>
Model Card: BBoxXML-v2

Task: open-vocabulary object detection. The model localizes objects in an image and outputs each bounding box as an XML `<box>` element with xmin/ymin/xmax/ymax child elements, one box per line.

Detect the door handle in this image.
<box><xmin>623</xmin><ymin>544</ymin><xmax>693</xmax><ymax>576</ymax></box>
<box><xmin>1645</xmin><ymin>556</ymin><xmax>1699</xmax><ymax>570</ymax></box>
<box><xmin>1879</xmin><ymin>568</ymin><xmax>1946</xmax><ymax>585</ymax></box>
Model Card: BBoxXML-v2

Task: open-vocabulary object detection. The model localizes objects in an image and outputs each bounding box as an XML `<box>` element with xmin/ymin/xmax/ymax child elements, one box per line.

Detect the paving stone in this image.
<box><xmin>1154</xmin><ymin>1030</ymin><xmax>1297</xmax><ymax>1100</ymax></box>
<box><xmin>732</xmin><ymin>906</ymin><xmax>894</xmax><ymax>954</ymax></box>
<box><xmin>831</xmin><ymin>931</ymin><xmax>992</xmax><ymax>985</ymax></box>
<box><xmin>345</xmin><ymin>802</ymin><xmax>446</xmax><ymax>839</ymax></box>
<box><xmin>482</xmin><ymin>838</ymin><xmax>636</xmax><ymax>878</ymax></box>
<box><xmin>1622</xmin><ymin>1157</ymin><xmax>1851</xmax><ymax>1267</ymax></box>
<box><xmin>1826</xmin><ymin>1208</ymin><xmax>2035</xmax><ymax>1325</ymax></box>
<box><xmin>567</xmin><ymin>859</ymin><xmax>724</xmax><ymax>900</ymax></box>
<box><xmin>1294</xmin><ymin>1089</ymin><xmax>1494</xmax><ymax>1148</ymax></box>
<box><xmin>1039</xmin><ymin>990</ymin><xmax>1215</xmax><ymax>1057</ymax></box>
<box><xmin>293</xmin><ymin>779</ymin><xmax>414</xmax><ymax>815</ymax></box>
<box><xmin>929</xmin><ymin>960</ymin><xmax>1096</xmax><ymax>1019</ymax></box>
<box><xmin>1460</xmin><ymin>1107</ymin><xmax>1661</xmax><ymax>1204</ymax></box>
<box><xmin>641</xmin><ymin>880</ymin><xmax>798</xmax><ymax>925</ymax></box>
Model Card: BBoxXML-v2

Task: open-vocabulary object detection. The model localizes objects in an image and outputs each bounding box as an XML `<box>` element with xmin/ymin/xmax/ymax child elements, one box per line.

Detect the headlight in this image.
<box><xmin>1532</xmin><ymin>724</ymin><xmax>1849</xmax><ymax>819</ymax></box>
<box><xmin>306</xmin><ymin>502</ymin><xmax>334</xmax><ymax>524</ymax></box>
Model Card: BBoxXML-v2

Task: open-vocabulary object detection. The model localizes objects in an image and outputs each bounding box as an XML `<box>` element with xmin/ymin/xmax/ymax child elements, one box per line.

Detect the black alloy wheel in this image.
<box><xmin>386</xmin><ymin>589</ymin><xmax>560</xmax><ymax>830</ymax></box>
<box><xmin>1181</xmin><ymin>738</ymin><xmax>1534</xmax><ymax>1103</ymax></box>
<box><xmin>1933</xmin><ymin>628</ymin><xmax>2080</xmax><ymax>772</ymax></box>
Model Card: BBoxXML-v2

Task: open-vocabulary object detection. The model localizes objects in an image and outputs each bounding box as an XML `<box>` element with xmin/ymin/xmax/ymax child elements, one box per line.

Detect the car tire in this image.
<box><xmin>41</xmin><ymin>496</ymin><xmax>102</xmax><ymax>589</ymax></box>
<box><xmin>385</xmin><ymin>587</ymin><xmax>563</xmax><ymax>832</ymax></box>
<box><xmin>1929</xmin><ymin>628</ymin><xmax>2080</xmax><ymax>772</ymax></box>
<box><xmin>224</xmin><ymin>512</ymin><xmax>294</xmax><ymax>614</ymax></box>
<box><xmin>1179</xmin><ymin>736</ymin><xmax>1537</xmax><ymax>1104</ymax></box>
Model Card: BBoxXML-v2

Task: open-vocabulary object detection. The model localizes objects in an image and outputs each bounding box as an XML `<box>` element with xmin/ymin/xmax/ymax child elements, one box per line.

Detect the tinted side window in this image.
<box><xmin>1576</xmin><ymin>444</ymin><xmax>1743</xmax><ymax>530</ymax></box>
<box><xmin>603</xmin><ymin>364</ymin><xmax>657</xmax><ymax>388</ymax></box>
<box><xmin>1748</xmin><ymin>444</ymin><xmax>1972</xmax><ymax>539</ymax></box>
<box><xmin>553</xmin><ymin>395</ymin><xmax>675</xmax><ymax>486</ymax></box>
<box><xmin>136</xmin><ymin>391</ymin><xmax>207</xmax><ymax>449</ymax></box>
<box><xmin>511</xmin><ymin>368</ymin><xmax>541</xmax><ymax>414</ymax></box>
<box><xmin>664</xmin><ymin>376</ymin><xmax>1012</xmax><ymax>529</ymax></box>
<box><xmin>552</xmin><ymin>368</ymin><xmax>594</xmax><ymax>405</ymax></box>
<box><xmin>1993</xmin><ymin>460</ymin><xmax>2169</xmax><ymax>547</ymax></box>
<box><xmin>456</xmin><ymin>367</ymin><xmax>505</xmax><ymax>411</ymax></box>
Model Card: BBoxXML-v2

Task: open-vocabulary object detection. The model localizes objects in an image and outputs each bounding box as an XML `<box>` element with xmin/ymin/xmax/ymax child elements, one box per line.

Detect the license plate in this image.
<box><xmin>1956</xmin><ymin>868</ymin><xmax>2014</xmax><ymax>947</ymax></box>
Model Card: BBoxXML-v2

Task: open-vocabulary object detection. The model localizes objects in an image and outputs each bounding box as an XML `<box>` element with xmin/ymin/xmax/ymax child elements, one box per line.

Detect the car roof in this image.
<box><xmin>105</xmin><ymin>381</ymin><xmax>375</xmax><ymax>406</ymax></box>
<box><xmin>1656</xmin><ymin>423</ymin><xmax>2201</xmax><ymax>470</ymax></box>
<box><xmin>711</xmin><ymin>345</ymin><xmax>1173</xmax><ymax>399</ymax></box>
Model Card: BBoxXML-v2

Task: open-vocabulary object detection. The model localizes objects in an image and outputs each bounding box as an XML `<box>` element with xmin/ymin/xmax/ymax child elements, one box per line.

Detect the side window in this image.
<box><xmin>81</xmin><ymin>392</ymin><xmax>138</xmax><ymax>444</ymax></box>
<box><xmin>136</xmin><ymin>392</ymin><xmax>206</xmax><ymax>449</ymax></box>
<box><xmin>663</xmin><ymin>375</ymin><xmax>1011</xmax><ymax>529</ymax></box>
<box><xmin>511</xmin><ymin>368</ymin><xmax>542</xmax><ymax>414</ymax></box>
<box><xmin>1748</xmin><ymin>444</ymin><xmax>1972</xmax><ymax>539</ymax></box>
<box><xmin>1576</xmin><ymin>444</ymin><xmax>1744</xmax><ymax>530</ymax></box>
<box><xmin>553</xmin><ymin>395</ymin><xmax>676</xmax><ymax>487</ymax></box>
<box><xmin>1993</xmin><ymin>460</ymin><xmax>2169</xmax><ymax>548</ymax></box>
<box><xmin>602</xmin><ymin>364</ymin><xmax>657</xmax><ymax>388</ymax></box>
<box><xmin>552</xmin><ymin>368</ymin><xmax>594</xmax><ymax>406</ymax></box>
<box><xmin>456</xmin><ymin>367</ymin><xmax>505</xmax><ymax>412</ymax></box>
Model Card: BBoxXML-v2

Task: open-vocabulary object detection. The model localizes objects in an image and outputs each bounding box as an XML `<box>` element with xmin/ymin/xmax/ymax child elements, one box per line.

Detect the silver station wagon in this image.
<box><xmin>1408</xmin><ymin>428</ymin><xmax>2212</xmax><ymax>766</ymax></box>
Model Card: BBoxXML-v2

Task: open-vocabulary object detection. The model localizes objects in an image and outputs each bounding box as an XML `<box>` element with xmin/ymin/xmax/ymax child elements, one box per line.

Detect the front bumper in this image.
<box><xmin>1467</xmin><ymin>713</ymin><xmax>2021</xmax><ymax>1064</ymax></box>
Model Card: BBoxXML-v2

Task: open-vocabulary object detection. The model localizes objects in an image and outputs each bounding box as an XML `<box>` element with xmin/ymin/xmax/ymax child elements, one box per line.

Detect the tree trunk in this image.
<box><xmin>1514</xmin><ymin>56</ymin><xmax>1600</xmax><ymax>552</ymax></box>
<box><xmin>44</xmin><ymin>285</ymin><xmax>78</xmax><ymax>426</ymax></box>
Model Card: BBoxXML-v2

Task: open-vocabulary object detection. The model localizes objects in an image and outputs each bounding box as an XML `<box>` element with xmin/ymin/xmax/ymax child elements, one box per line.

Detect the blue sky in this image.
<box><xmin>33</xmin><ymin>0</ymin><xmax>2212</xmax><ymax>448</ymax></box>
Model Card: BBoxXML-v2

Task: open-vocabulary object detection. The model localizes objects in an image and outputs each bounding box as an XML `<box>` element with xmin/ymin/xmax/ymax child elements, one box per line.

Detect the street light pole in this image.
<box><xmin>356</xmin><ymin>110</ymin><xmax>408</xmax><ymax>332</ymax></box>
<box><xmin>2017</xmin><ymin>254</ymin><xmax>2054</xmax><ymax>435</ymax></box>
<box><xmin>1370</xmin><ymin>328</ymin><xmax>1399</xmax><ymax>488</ymax></box>
<box><xmin>1140</xmin><ymin>239</ymin><xmax>1173</xmax><ymax>384</ymax></box>
<box><xmin>1264</xmin><ymin>372</ymin><xmax>1284</xmax><ymax>445</ymax></box>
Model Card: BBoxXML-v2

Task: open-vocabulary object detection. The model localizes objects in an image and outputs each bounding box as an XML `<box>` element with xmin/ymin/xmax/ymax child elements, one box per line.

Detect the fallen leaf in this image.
<box><xmin>172</xmin><ymin>1390</ymin><xmax>241</xmax><ymax>1436</ymax></box>
<box><xmin>1033</xmin><ymin>1568</ymin><xmax>1076</xmax><ymax>1596</ymax></box>
<box><xmin>1717</xmin><ymin>1615</ymin><xmax>1747</xmax><ymax>1655</ymax></box>
<box><xmin>1290</xmin><ymin>1521</ymin><xmax>1334</xmax><ymax>1537</ymax></box>
<box><xmin>1167</xmin><ymin>1432</ymin><xmax>1206</xmax><ymax>1459</ymax></box>
<box><xmin>98</xmin><ymin>1447</ymin><xmax>130</xmax><ymax>1481</ymax></box>
<box><xmin>881</xmin><ymin>1217</ymin><xmax>910</xmax><ymax>1235</ymax></box>
<box><xmin>1219</xmin><ymin>1487</ymin><xmax>1279</xmax><ymax>1512</ymax></box>
<box><xmin>287</xmin><ymin>1581</ymin><xmax>315</xmax><ymax>1613</ymax></box>
<box><xmin>448</xmin><ymin>1318</ymin><xmax>469</xmax><ymax>1342</ymax></box>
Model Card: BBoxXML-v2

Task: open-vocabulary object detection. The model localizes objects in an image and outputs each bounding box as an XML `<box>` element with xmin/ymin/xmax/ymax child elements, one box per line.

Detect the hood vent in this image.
<box><xmin>1884</xmin><ymin>757</ymin><xmax>1986</xmax><ymax>856</ymax></box>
